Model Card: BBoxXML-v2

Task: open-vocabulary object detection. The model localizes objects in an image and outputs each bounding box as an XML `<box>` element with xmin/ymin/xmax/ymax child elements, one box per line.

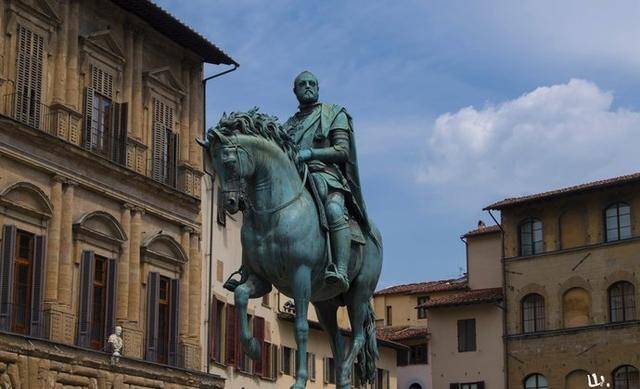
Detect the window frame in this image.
<box><xmin>605</xmin><ymin>202</ymin><xmax>632</xmax><ymax>242</ymax></box>
<box><xmin>609</xmin><ymin>281</ymin><xmax>636</xmax><ymax>323</ymax></box>
<box><xmin>457</xmin><ymin>318</ymin><xmax>476</xmax><ymax>352</ymax></box>
<box><xmin>409</xmin><ymin>342</ymin><xmax>428</xmax><ymax>365</ymax></box>
<box><xmin>522</xmin><ymin>293</ymin><xmax>545</xmax><ymax>333</ymax></box>
<box><xmin>519</xmin><ymin>218</ymin><xmax>543</xmax><ymax>256</ymax></box>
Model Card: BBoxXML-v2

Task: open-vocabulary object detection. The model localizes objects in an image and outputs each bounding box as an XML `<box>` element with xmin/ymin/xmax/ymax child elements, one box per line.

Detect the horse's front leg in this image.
<box><xmin>291</xmin><ymin>266</ymin><xmax>311</xmax><ymax>389</ymax></box>
<box><xmin>234</xmin><ymin>273</ymin><xmax>271</xmax><ymax>360</ymax></box>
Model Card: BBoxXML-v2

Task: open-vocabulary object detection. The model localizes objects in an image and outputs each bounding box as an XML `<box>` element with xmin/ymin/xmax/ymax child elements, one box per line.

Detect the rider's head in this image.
<box><xmin>293</xmin><ymin>71</ymin><xmax>319</xmax><ymax>106</ymax></box>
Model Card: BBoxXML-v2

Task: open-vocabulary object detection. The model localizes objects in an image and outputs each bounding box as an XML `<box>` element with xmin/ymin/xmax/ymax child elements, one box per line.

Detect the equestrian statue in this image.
<box><xmin>199</xmin><ymin>71</ymin><xmax>383</xmax><ymax>389</ymax></box>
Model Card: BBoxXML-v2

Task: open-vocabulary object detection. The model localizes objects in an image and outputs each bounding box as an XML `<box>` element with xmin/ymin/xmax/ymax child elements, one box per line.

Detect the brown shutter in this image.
<box><xmin>0</xmin><ymin>225</ymin><xmax>16</xmax><ymax>331</ymax></box>
<box><xmin>216</xmin><ymin>186</ymin><xmax>226</xmax><ymax>226</ymax></box>
<box><xmin>77</xmin><ymin>251</ymin><xmax>95</xmax><ymax>347</ymax></box>
<box><xmin>450</xmin><ymin>384</ymin><xmax>459</xmax><ymax>389</ymax></box>
<box><xmin>477</xmin><ymin>382</ymin><xmax>485</xmax><ymax>389</ymax></box>
<box><xmin>209</xmin><ymin>295</ymin><xmax>218</xmax><ymax>362</ymax></box>
<box><xmin>145</xmin><ymin>272</ymin><xmax>160</xmax><ymax>362</ymax></box>
<box><xmin>104</xmin><ymin>258</ymin><xmax>117</xmax><ymax>339</ymax></box>
<box><xmin>29</xmin><ymin>235</ymin><xmax>46</xmax><ymax>337</ymax></box>
<box><xmin>110</xmin><ymin>103</ymin><xmax>121</xmax><ymax>164</ymax></box>
<box><xmin>253</xmin><ymin>316</ymin><xmax>265</xmax><ymax>375</ymax></box>
<box><xmin>83</xmin><ymin>87</ymin><xmax>95</xmax><ymax>149</ymax></box>
<box><xmin>225</xmin><ymin>304</ymin><xmax>236</xmax><ymax>365</ymax></box>
<box><xmin>168</xmin><ymin>278</ymin><xmax>179</xmax><ymax>366</ymax></box>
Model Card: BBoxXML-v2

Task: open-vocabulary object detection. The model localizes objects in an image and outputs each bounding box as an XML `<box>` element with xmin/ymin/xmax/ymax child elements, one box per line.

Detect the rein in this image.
<box><xmin>249</xmin><ymin>164</ymin><xmax>308</xmax><ymax>215</ymax></box>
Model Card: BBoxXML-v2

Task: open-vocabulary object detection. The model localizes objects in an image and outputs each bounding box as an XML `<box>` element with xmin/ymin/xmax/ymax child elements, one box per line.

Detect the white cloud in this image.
<box><xmin>419</xmin><ymin>79</ymin><xmax>640</xmax><ymax>207</ymax></box>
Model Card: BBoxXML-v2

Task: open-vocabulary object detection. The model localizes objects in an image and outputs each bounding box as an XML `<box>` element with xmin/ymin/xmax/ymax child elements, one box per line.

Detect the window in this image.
<box><xmin>145</xmin><ymin>272</ymin><xmax>179</xmax><ymax>366</ymax></box>
<box><xmin>209</xmin><ymin>297</ymin><xmax>225</xmax><ymax>363</ymax></box>
<box><xmin>522</xmin><ymin>293</ymin><xmax>545</xmax><ymax>333</ymax></box>
<box><xmin>385</xmin><ymin>305</ymin><xmax>392</xmax><ymax>326</ymax></box>
<box><xmin>524</xmin><ymin>374</ymin><xmax>549</xmax><ymax>389</ymax></box>
<box><xmin>262</xmin><ymin>292</ymin><xmax>270</xmax><ymax>307</ymax></box>
<box><xmin>77</xmin><ymin>251</ymin><xmax>117</xmax><ymax>350</ymax></box>
<box><xmin>519</xmin><ymin>218</ymin><xmax>543</xmax><ymax>256</ymax></box>
<box><xmin>606</xmin><ymin>203</ymin><xmax>632</xmax><ymax>242</ymax></box>
<box><xmin>237</xmin><ymin>314</ymin><xmax>253</xmax><ymax>373</ymax></box>
<box><xmin>307</xmin><ymin>352</ymin><xmax>316</xmax><ymax>381</ymax></box>
<box><xmin>375</xmin><ymin>368</ymin><xmax>390</xmax><ymax>389</ymax></box>
<box><xmin>252</xmin><ymin>316</ymin><xmax>265</xmax><ymax>375</ymax></box>
<box><xmin>457</xmin><ymin>319</ymin><xmax>476</xmax><ymax>352</ymax></box>
<box><xmin>281</xmin><ymin>346</ymin><xmax>293</xmax><ymax>376</ymax></box>
<box><xmin>410</xmin><ymin>384</ymin><xmax>423</xmax><ymax>389</ymax></box>
<box><xmin>609</xmin><ymin>282</ymin><xmax>636</xmax><ymax>322</ymax></box>
<box><xmin>83</xmin><ymin>65</ymin><xmax>127</xmax><ymax>164</ymax></box>
<box><xmin>262</xmin><ymin>342</ymin><xmax>278</xmax><ymax>380</ymax></box>
<box><xmin>12</xmin><ymin>230</ymin><xmax>33</xmax><ymax>334</ymax></box>
<box><xmin>14</xmin><ymin>24</ymin><xmax>44</xmax><ymax>129</ymax></box>
<box><xmin>323</xmin><ymin>357</ymin><xmax>336</xmax><ymax>384</ymax></box>
<box><xmin>613</xmin><ymin>365</ymin><xmax>639</xmax><ymax>389</ymax></box>
<box><xmin>410</xmin><ymin>343</ymin><xmax>428</xmax><ymax>364</ymax></box>
<box><xmin>151</xmin><ymin>98</ymin><xmax>178</xmax><ymax>187</ymax></box>
<box><xmin>417</xmin><ymin>296</ymin><xmax>428</xmax><ymax>319</ymax></box>
<box><xmin>225</xmin><ymin>304</ymin><xmax>237</xmax><ymax>366</ymax></box>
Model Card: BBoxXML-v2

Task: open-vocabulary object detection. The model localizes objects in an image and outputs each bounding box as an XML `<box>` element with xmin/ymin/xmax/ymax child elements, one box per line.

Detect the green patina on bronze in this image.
<box><xmin>200</xmin><ymin>71</ymin><xmax>383</xmax><ymax>389</ymax></box>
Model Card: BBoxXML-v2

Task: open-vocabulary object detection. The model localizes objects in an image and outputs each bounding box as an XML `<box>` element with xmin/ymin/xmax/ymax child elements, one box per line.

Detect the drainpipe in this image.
<box><xmin>487</xmin><ymin>209</ymin><xmax>508</xmax><ymax>389</ymax></box>
<box><xmin>202</xmin><ymin>63</ymin><xmax>239</xmax><ymax>374</ymax></box>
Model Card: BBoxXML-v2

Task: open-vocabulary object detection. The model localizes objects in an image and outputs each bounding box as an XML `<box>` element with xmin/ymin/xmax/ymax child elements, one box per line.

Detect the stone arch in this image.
<box><xmin>0</xmin><ymin>181</ymin><xmax>53</xmax><ymax>220</ymax></box>
<box><xmin>565</xmin><ymin>369</ymin><xmax>589</xmax><ymax>389</ymax></box>
<box><xmin>562</xmin><ymin>287</ymin><xmax>591</xmax><ymax>328</ymax></box>
<box><xmin>141</xmin><ymin>233</ymin><xmax>188</xmax><ymax>272</ymax></box>
<box><xmin>73</xmin><ymin>210</ymin><xmax>127</xmax><ymax>247</ymax></box>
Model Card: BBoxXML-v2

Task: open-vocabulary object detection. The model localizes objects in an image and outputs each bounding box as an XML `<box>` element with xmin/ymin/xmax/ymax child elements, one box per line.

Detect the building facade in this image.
<box><xmin>486</xmin><ymin>173</ymin><xmax>640</xmax><ymax>389</ymax></box>
<box><xmin>424</xmin><ymin>223</ymin><xmax>504</xmax><ymax>389</ymax></box>
<box><xmin>202</xmin><ymin>183</ymin><xmax>402</xmax><ymax>388</ymax></box>
<box><xmin>0</xmin><ymin>0</ymin><xmax>235</xmax><ymax>387</ymax></box>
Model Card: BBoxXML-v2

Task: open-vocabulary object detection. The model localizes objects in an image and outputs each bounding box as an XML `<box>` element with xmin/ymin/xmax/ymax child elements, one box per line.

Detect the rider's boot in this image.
<box><xmin>325</xmin><ymin>223</ymin><xmax>351</xmax><ymax>293</ymax></box>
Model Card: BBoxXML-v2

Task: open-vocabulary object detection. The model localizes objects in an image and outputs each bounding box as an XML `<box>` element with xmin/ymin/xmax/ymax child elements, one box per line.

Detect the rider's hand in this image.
<box><xmin>297</xmin><ymin>148</ymin><xmax>313</xmax><ymax>162</ymax></box>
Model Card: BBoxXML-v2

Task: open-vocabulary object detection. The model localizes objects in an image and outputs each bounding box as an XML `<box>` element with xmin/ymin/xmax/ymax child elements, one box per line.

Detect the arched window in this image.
<box><xmin>522</xmin><ymin>294</ymin><xmax>545</xmax><ymax>333</ymax></box>
<box><xmin>613</xmin><ymin>365</ymin><xmax>639</xmax><ymax>389</ymax></box>
<box><xmin>524</xmin><ymin>374</ymin><xmax>548</xmax><ymax>389</ymax></box>
<box><xmin>409</xmin><ymin>384</ymin><xmax>423</xmax><ymax>389</ymax></box>
<box><xmin>605</xmin><ymin>203</ymin><xmax>631</xmax><ymax>242</ymax></box>
<box><xmin>563</xmin><ymin>287</ymin><xmax>591</xmax><ymax>328</ymax></box>
<box><xmin>519</xmin><ymin>218</ymin><xmax>543</xmax><ymax>256</ymax></box>
<box><xmin>566</xmin><ymin>370</ymin><xmax>589</xmax><ymax>389</ymax></box>
<box><xmin>609</xmin><ymin>282</ymin><xmax>636</xmax><ymax>322</ymax></box>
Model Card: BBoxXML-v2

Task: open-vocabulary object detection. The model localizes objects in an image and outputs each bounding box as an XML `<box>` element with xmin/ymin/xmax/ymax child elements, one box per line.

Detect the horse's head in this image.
<box><xmin>199</xmin><ymin>113</ymin><xmax>257</xmax><ymax>215</ymax></box>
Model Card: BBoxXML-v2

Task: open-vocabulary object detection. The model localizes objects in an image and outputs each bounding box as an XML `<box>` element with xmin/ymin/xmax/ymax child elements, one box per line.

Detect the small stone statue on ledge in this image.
<box><xmin>107</xmin><ymin>326</ymin><xmax>123</xmax><ymax>365</ymax></box>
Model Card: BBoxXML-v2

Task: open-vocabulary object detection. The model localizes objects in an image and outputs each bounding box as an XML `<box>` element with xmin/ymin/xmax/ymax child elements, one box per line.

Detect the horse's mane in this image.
<box><xmin>212</xmin><ymin>107</ymin><xmax>300</xmax><ymax>168</ymax></box>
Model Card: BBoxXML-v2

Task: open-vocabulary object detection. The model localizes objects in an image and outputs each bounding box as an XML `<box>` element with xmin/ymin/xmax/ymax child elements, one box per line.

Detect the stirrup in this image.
<box><xmin>325</xmin><ymin>265</ymin><xmax>349</xmax><ymax>292</ymax></box>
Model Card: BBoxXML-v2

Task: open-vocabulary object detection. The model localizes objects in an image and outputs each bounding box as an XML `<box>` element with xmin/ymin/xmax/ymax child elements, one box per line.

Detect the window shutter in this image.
<box><xmin>477</xmin><ymin>382</ymin><xmax>485</xmax><ymax>389</ymax></box>
<box><xmin>104</xmin><ymin>258</ymin><xmax>117</xmax><ymax>340</ymax></box>
<box><xmin>145</xmin><ymin>272</ymin><xmax>160</xmax><ymax>362</ymax></box>
<box><xmin>151</xmin><ymin>120</ymin><xmax>165</xmax><ymax>181</ymax></box>
<box><xmin>216</xmin><ymin>186</ymin><xmax>226</xmax><ymax>226</ymax></box>
<box><xmin>0</xmin><ymin>225</ymin><xmax>17</xmax><ymax>331</ymax></box>
<box><xmin>15</xmin><ymin>25</ymin><xmax>44</xmax><ymax>128</ymax></box>
<box><xmin>83</xmin><ymin>87</ymin><xmax>95</xmax><ymax>149</ymax></box>
<box><xmin>110</xmin><ymin>103</ymin><xmax>125</xmax><ymax>164</ymax></box>
<box><xmin>457</xmin><ymin>320</ymin><xmax>464</xmax><ymax>352</ymax></box>
<box><xmin>252</xmin><ymin>316</ymin><xmax>265</xmax><ymax>375</ymax></box>
<box><xmin>210</xmin><ymin>296</ymin><xmax>218</xmax><ymax>362</ymax></box>
<box><xmin>29</xmin><ymin>235</ymin><xmax>46</xmax><ymax>337</ymax></box>
<box><xmin>323</xmin><ymin>357</ymin><xmax>329</xmax><ymax>384</ymax></box>
<box><xmin>469</xmin><ymin>319</ymin><xmax>476</xmax><ymax>351</ymax></box>
<box><xmin>225</xmin><ymin>304</ymin><xmax>236</xmax><ymax>365</ymax></box>
<box><xmin>450</xmin><ymin>384</ymin><xmax>459</xmax><ymax>389</ymax></box>
<box><xmin>168</xmin><ymin>132</ymin><xmax>178</xmax><ymax>187</ymax></box>
<box><xmin>168</xmin><ymin>278</ymin><xmax>179</xmax><ymax>366</ymax></box>
<box><xmin>77</xmin><ymin>251</ymin><xmax>95</xmax><ymax>347</ymax></box>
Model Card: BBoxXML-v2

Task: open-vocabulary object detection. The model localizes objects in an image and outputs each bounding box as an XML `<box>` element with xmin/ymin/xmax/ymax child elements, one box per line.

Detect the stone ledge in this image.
<box><xmin>0</xmin><ymin>331</ymin><xmax>224</xmax><ymax>388</ymax></box>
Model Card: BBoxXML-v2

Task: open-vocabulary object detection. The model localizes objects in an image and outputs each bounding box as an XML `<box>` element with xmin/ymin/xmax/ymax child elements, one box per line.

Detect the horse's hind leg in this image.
<box><xmin>234</xmin><ymin>273</ymin><xmax>271</xmax><ymax>360</ymax></box>
<box><xmin>291</xmin><ymin>266</ymin><xmax>311</xmax><ymax>389</ymax></box>
<box><xmin>341</xmin><ymin>278</ymin><xmax>371</xmax><ymax>386</ymax></box>
<box><xmin>314</xmin><ymin>299</ymin><xmax>347</xmax><ymax>389</ymax></box>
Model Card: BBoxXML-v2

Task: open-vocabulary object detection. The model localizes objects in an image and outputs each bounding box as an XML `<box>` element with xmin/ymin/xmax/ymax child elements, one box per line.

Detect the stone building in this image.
<box><xmin>485</xmin><ymin>172</ymin><xmax>640</xmax><ymax>389</ymax></box>
<box><xmin>0</xmin><ymin>0</ymin><xmax>236</xmax><ymax>387</ymax></box>
<box><xmin>201</xmin><ymin>182</ymin><xmax>403</xmax><ymax>388</ymax></box>
<box><xmin>424</xmin><ymin>222</ymin><xmax>504</xmax><ymax>389</ymax></box>
<box><xmin>372</xmin><ymin>274</ymin><xmax>467</xmax><ymax>389</ymax></box>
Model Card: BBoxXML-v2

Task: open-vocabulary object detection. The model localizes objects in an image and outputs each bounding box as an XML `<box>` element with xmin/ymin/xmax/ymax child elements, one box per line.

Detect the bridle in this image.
<box><xmin>219</xmin><ymin>134</ymin><xmax>308</xmax><ymax>215</ymax></box>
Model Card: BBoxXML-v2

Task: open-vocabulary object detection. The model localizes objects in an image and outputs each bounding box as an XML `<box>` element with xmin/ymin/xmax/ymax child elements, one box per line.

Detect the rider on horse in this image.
<box><xmin>283</xmin><ymin>70</ymin><xmax>370</xmax><ymax>293</ymax></box>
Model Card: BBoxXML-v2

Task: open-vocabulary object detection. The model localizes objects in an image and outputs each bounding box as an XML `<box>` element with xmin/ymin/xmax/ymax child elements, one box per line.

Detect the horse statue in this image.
<box><xmin>199</xmin><ymin>108</ymin><xmax>383</xmax><ymax>389</ymax></box>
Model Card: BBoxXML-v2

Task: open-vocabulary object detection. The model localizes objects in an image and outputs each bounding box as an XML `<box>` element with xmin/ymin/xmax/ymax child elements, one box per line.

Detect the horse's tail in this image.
<box><xmin>355</xmin><ymin>302</ymin><xmax>379</xmax><ymax>385</ymax></box>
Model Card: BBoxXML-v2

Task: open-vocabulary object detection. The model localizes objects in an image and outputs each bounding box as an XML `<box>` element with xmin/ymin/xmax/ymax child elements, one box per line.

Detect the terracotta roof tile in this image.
<box><xmin>374</xmin><ymin>276</ymin><xmax>467</xmax><ymax>296</ymax></box>
<box><xmin>484</xmin><ymin>171</ymin><xmax>640</xmax><ymax>210</ymax></box>
<box><xmin>462</xmin><ymin>224</ymin><xmax>501</xmax><ymax>238</ymax></box>
<box><xmin>421</xmin><ymin>288</ymin><xmax>503</xmax><ymax>309</ymax></box>
<box><xmin>375</xmin><ymin>325</ymin><xmax>429</xmax><ymax>342</ymax></box>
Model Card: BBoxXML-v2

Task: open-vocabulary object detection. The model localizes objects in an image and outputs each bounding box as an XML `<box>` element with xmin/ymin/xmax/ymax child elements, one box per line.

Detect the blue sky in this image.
<box><xmin>156</xmin><ymin>0</ymin><xmax>640</xmax><ymax>288</ymax></box>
